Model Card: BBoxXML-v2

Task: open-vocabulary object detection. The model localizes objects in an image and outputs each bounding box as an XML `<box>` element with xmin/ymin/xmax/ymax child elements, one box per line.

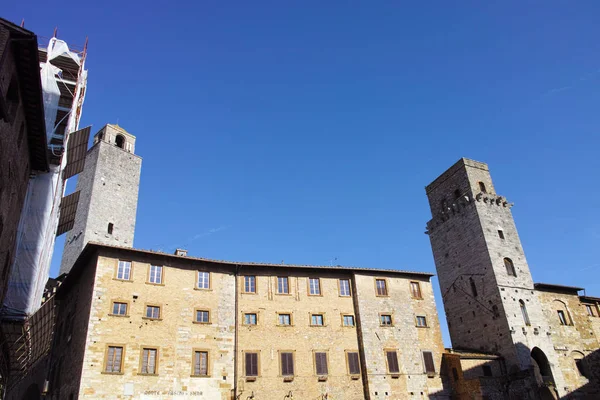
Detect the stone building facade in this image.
<box><xmin>60</xmin><ymin>124</ymin><xmax>141</xmax><ymax>274</ymax></box>
<box><xmin>0</xmin><ymin>18</ymin><xmax>48</xmax><ymax>306</ymax></box>
<box><xmin>425</xmin><ymin>158</ymin><xmax>600</xmax><ymax>399</ymax></box>
<box><xmin>10</xmin><ymin>243</ymin><xmax>449</xmax><ymax>400</ymax></box>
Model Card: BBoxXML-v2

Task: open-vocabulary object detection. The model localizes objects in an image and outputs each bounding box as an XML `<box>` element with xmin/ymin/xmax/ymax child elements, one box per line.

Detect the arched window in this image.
<box><xmin>108</xmin><ymin>223</ymin><xmax>114</xmax><ymax>235</ymax></box>
<box><xmin>115</xmin><ymin>135</ymin><xmax>125</xmax><ymax>149</ymax></box>
<box><xmin>504</xmin><ymin>258</ymin><xmax>516</xmax><ymax>276</ymax></box>
<box><xmin>469</xmin><ymin>277</ymin><xmax>478</xmax><ymax>297</ymax></box>
<box><xmin>553</xmin><ymin>300</ymin><xmax>573</xmax><ymax>326</ymax></box>
<box><xmin>478</xmin><ymin>182</ymin><xmax>487</xmax><ymax>193</ymax></box>
<box><xmin>520</xmin><ymin>300</ymin><xmax>530</xmax><ymax>326</ymax></box>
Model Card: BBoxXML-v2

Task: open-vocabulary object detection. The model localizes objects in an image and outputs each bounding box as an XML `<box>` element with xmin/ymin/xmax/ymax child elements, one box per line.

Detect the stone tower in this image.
<box><xmin>59</xmin><ymin>124</ymin><xmax>142</xmax><ymax>274</ymax></box>
<box><xmin>425</xmin><ymin>158</ymin><xmax>566</xmax><ymax>396</ymax></box>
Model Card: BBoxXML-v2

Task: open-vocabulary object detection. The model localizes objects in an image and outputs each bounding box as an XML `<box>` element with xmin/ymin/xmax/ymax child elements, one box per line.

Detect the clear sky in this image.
<box><xmin>5</xmin><ymin>2</ymin><xmax>600</xmax><ymax>347</ymax></box>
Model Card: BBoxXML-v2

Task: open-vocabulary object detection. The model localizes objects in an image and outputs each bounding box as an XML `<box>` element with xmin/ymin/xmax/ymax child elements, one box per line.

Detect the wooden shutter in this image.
<box><xmin>281</xmin><ymin>352</ymin><xmax>294</xmax><ymax>375</ymax></box>
<box><xmin>386</xmin><ymin>351</ymin><xmax>399</xmax><ymax>373</ymax></box>
<box><xmin>246</xmin><ymin>353</ymin><xmax>258</xmax><ymax>376</ymax></box>
<box><xmin>347</xmin><ymin>352</ymin><xmax>360</xmax><ymax>375</ymax></box>
<box><xmin>423</xmin><ymin>351</ymin><xmax>435</xmax><ymax>374</ymax></box>
<box><xmin>315</xmin><ymin>352</ymin><xmax>328</xmax><ymax>375</ymax></box>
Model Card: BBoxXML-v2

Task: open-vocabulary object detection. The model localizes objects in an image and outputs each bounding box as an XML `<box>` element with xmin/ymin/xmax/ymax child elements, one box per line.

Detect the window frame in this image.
<box><xmin>416</xmin><ymin>315</ymin><xmax>428</xmax><ymax>328</ymax></box>
<box><xmin>144</xmin><ymin>304</ymin><xmax>161</xmax><ymax>320</ymax></box>
<box><xmin>191</xmin><ymin>349</ymin><xmax>211</xmax><ymax>377</ymax></box>
<box><xmin>194</xmin><ymin>309</ymin><xmax>211</xmax><ymax>324</ymax></box>
<box><xmin>138</xmin><ymin>346</ymin><xmax>159</xmax><ymax>376</ymax></box>
<box><xmin>277</xmin><ymin>312</ymin><xmax>293</xmax><ymax>327</ymax></box>
<box><xmin>375</xmin><ymin>278</ymin><xmax>389</xmax><ymax>297</ymax></box>
<box><xmin>103</xmin><ymin>344</ymin><xmax>125</xmax><ymax>374</ymax></box>
<box><xmin>519</xmin><ymin>300</ymin><xmax>530</xmax><ymax>326</ymax></box>
<box><xmin>196</xmin><ymin>271</ymin><xmax>211</xmax><ymax>290</ymax></box>
<box><xmin>109</xmin><ymin>300</ymin><xmax>129</xmax><ymax>317</ymax></box>
<box><xmin>410</xmin><ymin>281</ymin><xmax>423</xmax><ymax>299</ymax></box>
<box><xmin>422</xmin><ymin>351</ymin><xmax>436</xmax><ymax>375</ymax></box>
<box><xmin>504</xmin><ymin>258</ymin><xmax>516</xmax><ymax>277</ymax></box>
<box><xmin>243</xmin><ymin>275</ymin><xmax>257</xmax><ymax>294</ymax></box>
<box><xmin>585</xmin><ymin>304</ymin><xmax>596</xmax><ymax>317</ymax></box>
<box><xmin>341</xmin><ymin>314</ymin><xmax>355</xmax><ymax>327</ymax></box>
<box><xmin>379</xmin><ymin>313</ymin><xmax>393</xmax><ymax>327</ymax></box>
<box><xmin>338</xmin><ymin>278</ymin><xmax>351</xmax><ymax>297</ymax></box>
<box><xmin>244</xmin><ymin>351</ymin><xmax>260</xmax><ymax>377</ymax></box>
<box><xmin>310</xmin><ymin>313</ymin><xmax>325</xmax><ymax>327</ymax></box>
<box><xmin>557</xmin><ymin>310</ymin><xmax>569</xmax><ymax>326</ymax></box>
<box><xmin>313</xmin><ymin>350</ymin><xmax>329</xmax><ymax>376</ymax></box>
<box><xmin>115</xmin><ymin>260</ymin><xmax>133</xmax><ymax>281</ymax></box>
<box><xmin>279</xmin><ymin>350</ymin><xmax>295</xmax><ymax>377</ymax></box>
<box><xmin>308</xmin><ymin>277</ymin><xmax>322</xmax><ymax>296</ymax></box>
<box><xmin>147</xmin><ymin>265</ymin><xmax>164</xmax><ymax>285</ymax></box>
<box><xmin>276</xmin><ymin>276</ymin><xmax>290</xmax><ymax>295</ymax></box>
<box><xmin>345</xmin><ymin>350</ymin><xmax>361</xmax><ymax>376</ymax></box>
<box><xmin>243</xmin><ymin>312</ymin><xmax>258</xmax><ymax>326</ymax></box>
<box><xmin>384</xmin><ymin>349</ymin><xmax>400</xmax><ymax>374</ymax></box>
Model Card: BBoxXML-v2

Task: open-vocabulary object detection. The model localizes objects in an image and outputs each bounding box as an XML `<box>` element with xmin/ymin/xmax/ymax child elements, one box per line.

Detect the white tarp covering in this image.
<box><xmin>1</xmin><ymin>38</ymin><xmax>86</xmax><ymax>319</ymax></box>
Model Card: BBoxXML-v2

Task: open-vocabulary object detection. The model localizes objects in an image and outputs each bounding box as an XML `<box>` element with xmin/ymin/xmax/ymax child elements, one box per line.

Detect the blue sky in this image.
<box><xmin>6</xmin><ymin>2</ymin><xmax>600</xmax><ymax>346</ymax></box>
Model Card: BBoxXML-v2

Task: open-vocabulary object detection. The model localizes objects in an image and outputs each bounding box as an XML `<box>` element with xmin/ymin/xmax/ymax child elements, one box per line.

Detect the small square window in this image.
<box><xmin>197</xmin><ymin>271</ymin><xmax>210</xmax><ymax>289</ymax></box>
<box><xmin>244</xmin><ymin>313</ymin><xmax>257</xmax><ymax>325</ymax></box>
<box><xmin>375</xmin><ymin>279</ymin><xmax>388</xmax><ymax>296</ymax></box>
<box><xmin>148</xmin><ymin>265</ymin><xmax>163</xmax><ymax>284</ymax></box>
<box><xmin>195</xmin><ymin>310</ymin><xmax>210</xmax><ymax>323</ymax></box>
<box><xmin>145</xmin><ymin>305</ymin><xmax>160</xmax><ymax>319</ymax></box>
<box><xmin>380</xmin><ymin>314</ymin><xmax>393</xmax><ymax>326</ymax></box>
<box><xmin>309</xmin><ymin>278</ymin><xmax>321</xmax><ymax>295</ymax></box>
<box><xmin>343</xmin><ymin>315</ymin><xmax>355</xmax><ymax>327</ymax></box>
<box><xmin>416</xmin><ymin>316</ymin><xmax>427</xmax><ymax>327</ymax></box>
<box><xmin>277</xmin><ymin>277</ymin><xmax>290</xmax><ymax>294</ymax></box>
<box><xmin>244</xmin><ymin>276</ymin><xmax>256</xmax><ymax>293</ymax></box>
<box><xmin>339</xmin><ymin>279</ymin><xmax>351</xmax><ymax>296</ymax></box>
<box><xmin>116</xmin><ymin>261</ymin><xmax>132</xmax><ymax>280</ymax></box>
<box><xmin>482</xmin><ymin>365</ymin><xmax>492</xmax><ymax>377</ymax></box>
<box><xmin>410</xmin><ymin>282</ymin><xmax>422</xmax><ymax>299</ymax></box>
<box><xmin>311</xmin><ymin>314</ymin><xmax>324</xmax><ymax>326</ymax></box>
<box><xmin>278</xmin><ymin>313</ymin><xmax>291</xmax><ymax>326</ymax></box>
<box><xmin>112</xmin><ymin>302</ymin><xmax>127</xmax><ymax>316</ymax></box>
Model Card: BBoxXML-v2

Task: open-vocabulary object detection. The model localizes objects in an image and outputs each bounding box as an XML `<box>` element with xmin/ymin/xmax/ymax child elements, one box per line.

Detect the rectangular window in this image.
<box><xmin>244</xmin><ymin>276</ymin><xmax>256</xmax><ymax>293</ymax></box>
<box><xmin>311</xmin><ymin>314</ymin><xmax>324</xmax><ymax>326</ymax></box>
<box><xmin>277</xmin><ymin>277</ymin><xmax>289</xmax><ymax>294</ymax></box>
<box><xmin>586</xmin><ymin>305</ymin><xmax>595</xmax><ymax>317</ymax></box>
<box><xmin>410</xmin><ymin>282</ymin><xmax>422</xmax><ymax>299</ymax></box>
<box><xmin>105</xmin><ymin>346</ymin><xmax>123</xmax><ymax>373</ymax></box>
<box><xmin>193</xmin><ymin>351</ymin><xmax>209</xmax><ymax>376</ymax></box>
<box><xmin>112</xmin><ymin>302</ymin><xmax>127</xmax><ymax>316</ymax></box>
<box><xmin>280</xmin><ymin>352</ymin><xmax>294</xmax><ymax>376</ymax></box>
<box><xmin>315</xmin><ymin>352</ymin><xmax>328</xmax><ymax>375</ymax></box>
<box><xmin>117</xmin><ymin>261</ymin><xmax>131</xmax><ymax>280</ymax></box>
<box><xmin>245</xmin><ymin>352</ymin><xmax>259</xmax><ymax>377</ymax></box>
<box><xmin>343</xmin><ymin>315</ymin><xmax>355</xmax><ymax>327</ymax></box>
<box><xmin>244</xmin><ymin>313</ymin><xmax>257</xmax><ymax>325</ymax></box>
<box><xmin>196</xmin><ymin>310</ymin><xmax>210</xmax><ymax>323</ymax></box>
<box><xmin>339</xmin><ymin>279</ymin><xmax>351</xmax><ymax>296</ymax></box>
<box><xmin>380</xmin><ymin>314</ymin><xmax>393</xmax><ymax>326</ymax></box>
<box><xmin>386</xmin><ymin>351</ymin><xmax>400</xmax><ymax>374</ymax></box>
<box><xmin>278</xmin><ymin>314</ymin><xmax>291</xmax><ymax>326</ymax></box>
<box><xmin>416</xmin><ymin>316</ymin><xmax>427</xmax><ymax>327</ymax></box>
<box><xmin>141</xmin><ymin>348</ymin><xmax>158</xmax><ymax>374</ymax></box>
<box><xmin>309</xmin><ymin>278</ymin><xmax>321</xmax><ymax>295</ymax></box>
<box><xmin>145</xmin><ymin>305</ymin><xmax>160</xmax><ymax>319</ymax></box>
<box><xmin>482</xmin><ymin>365</ymin><xmax>492</xmax><ymax>377</ymax></box>
<box><xmin>197</xmin><ymin>271</ymin><xmax>210</xmax><ymax>289</ymax></box>
<box><xmin>149</xmin><ymin>265</ymin><xmax>163</xmax><ymax>284</ymax></box>
<box><xmin>498</xmin><ymin>230</ymin><xmax>505</xmax><ymax>239</ymax></box>
<box><xmin>557</xmin><ymin>310</ymin><xmax>568</xmax><ymax>325</ymax></box>
<box><xmin>347</xmin><ymin>352</ymin><xmax>360</xmax><ymax>375</ymax></box>
<box><xmin>375</xmin><ymin>279</ymin><xmax>388</xmax><ymax>296</ymax></box>
<box><xmin>423</xmin><ymin>351</ymin><xmax>435</xmax><ymax>374</ymax></box>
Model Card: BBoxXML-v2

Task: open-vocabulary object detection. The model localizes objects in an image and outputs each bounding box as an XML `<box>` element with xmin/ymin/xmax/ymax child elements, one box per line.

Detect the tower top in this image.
<box><xmin>93</xmin><ymin>124</ymin><xmax>136</xmax><ymax>153</ymax></box>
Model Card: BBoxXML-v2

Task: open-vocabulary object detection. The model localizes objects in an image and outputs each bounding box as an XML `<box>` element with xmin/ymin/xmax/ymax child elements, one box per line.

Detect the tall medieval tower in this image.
<box><xmin>59</xmin><ymin>124</ymin><xmax>142</xmax><ymax>274</ymax></box>
<box><xmin>425</xmin><ymin>158</ymin><xmax>566</xmax><ymax>396</ymax></box>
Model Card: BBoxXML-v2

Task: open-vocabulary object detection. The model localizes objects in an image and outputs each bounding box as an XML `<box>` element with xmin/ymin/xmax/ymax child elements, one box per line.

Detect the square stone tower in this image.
<box><xmin>425</xmin><ymin>158</ymin><xmax>566</xmax><ymax>396</ymax></box>
<box><xmin>59</xmin><ymin>124</ymin><xmax>142</xmax><ymax>274</ymax></box>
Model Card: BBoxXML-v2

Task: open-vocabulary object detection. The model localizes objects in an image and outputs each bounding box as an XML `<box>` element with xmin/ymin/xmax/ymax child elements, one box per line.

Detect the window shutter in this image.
<box><xmin>281</xmin><ymin>353</ymin><xmax>293</xmax><ymax>375</ymax></box>
<box><xmin>348</xmin><ymin>352</ymin><xmax>360</xmax><ymax>374</ymax></box>
<box><xmin>142</xmin><ymin>349</ymin><xmax>149</xmax><ymax>373</ymax></box>
<box><xmin>315</xmin><ymin>353</ymin><xmax>328</xmax><ymax>375</ymax></box>
<box><xmin>246</xmin><ymin>353</ymin><xmax>258</xmax><ymax>376</ymax></box>
<box><xmin>386</xmin><ymin>351</ymin><xmax>399</xmax><ymax>373</ymax></box>
<box><xmin>423</xmin><ymin>351</ymin><xmax>435</xmax><ymax>374</ymax></box>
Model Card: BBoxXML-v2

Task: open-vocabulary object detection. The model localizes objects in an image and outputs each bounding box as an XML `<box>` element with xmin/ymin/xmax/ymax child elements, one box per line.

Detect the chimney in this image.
<box><xmin>175</xmin><ymin>248</ymin><xmax>188</xmax><ymax>257</ymax></box>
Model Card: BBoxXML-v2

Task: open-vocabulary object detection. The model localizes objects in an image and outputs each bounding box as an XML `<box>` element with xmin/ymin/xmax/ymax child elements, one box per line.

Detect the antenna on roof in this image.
<box><xmin>20</xmin><ymin>19</ymin><xmax>25</xmax><ymax>27</ymax></box>
<box><xmin>53</xmin><ymin>27</ymin><xmax>58</xmax><ymax>38</ymax></box>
